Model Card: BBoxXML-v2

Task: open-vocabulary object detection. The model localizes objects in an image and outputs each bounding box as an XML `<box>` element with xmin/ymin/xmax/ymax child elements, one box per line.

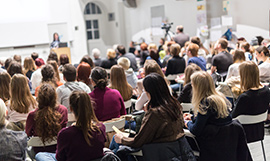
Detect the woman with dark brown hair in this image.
<box><xmin>35</xmin><ymin>64</ymin><xmax>63</xmax><ymax>96</ymax></box>
<box><xmin>0</xmin><ymin>72</ymin><xmax>11</xmax><ymax>104</ymax></box>
<box><xmin>109</xmin><ymin>65</ymin><xmax>133</xmax><ymax>101</ymax></box>
<box><xmin>225</xmin><ymin>49</ymin><xmax>245</xmax><ymax>81</ymax></box>
<box><xmin>35</xmin><ymin>91</ymin><xmax>106</xmax><ymax>161</ymax></box>
<box><xmin>26</xmin><ymin>83</ymin><xmax>68</xmax><ymax>154</ymax></box>
<box><xmin>47</xmin><ymin>60</ymin><xmax>62</xmax><ymax>83</ymax></box>
<box><xmin>58</xmin><ymin>54</ymin><xmax>69</xmax><ymax>72</ymax></box>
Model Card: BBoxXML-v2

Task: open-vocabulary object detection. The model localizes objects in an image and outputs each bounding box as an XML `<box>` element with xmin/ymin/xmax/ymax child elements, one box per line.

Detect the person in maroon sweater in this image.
<box><xmin>25</xmin><ymin>84</ymin><xmax>68</xmax><ymax>154</ymax></box>
<box><xmin>35</xmin><ymin>91</ymin><xmax>106</xmax><ymax>161</ymax></box>
<box><xmin>89</xmin><ymin>67</ymin><xmax>126</xmax><ymax>121</ymax></box>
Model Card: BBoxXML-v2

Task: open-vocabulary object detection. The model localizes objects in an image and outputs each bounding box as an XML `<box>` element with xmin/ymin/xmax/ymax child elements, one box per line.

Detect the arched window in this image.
<box><xmin>84</xmin><ymin>3</ymin><xmax>101</xmax><ymax>40</ymax></box>
<box><xmin>84</xmin><ymin>2</ymin><xmax>101</xmax><ymax>15</ymax></box>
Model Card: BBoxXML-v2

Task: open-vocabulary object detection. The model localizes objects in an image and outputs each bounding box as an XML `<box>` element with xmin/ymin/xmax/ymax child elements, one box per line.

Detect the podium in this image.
<box><xmin>51</xmin><ymin>47</ymin><xmax>71</xmax><ymax>63</ymax></box>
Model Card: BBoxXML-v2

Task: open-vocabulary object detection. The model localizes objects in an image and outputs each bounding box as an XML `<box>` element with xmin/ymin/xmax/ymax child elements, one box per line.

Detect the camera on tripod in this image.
<box><xmin>161</xmin><ymin>22</ymin><xmax>173</xmax><ymax>32</ymax></box>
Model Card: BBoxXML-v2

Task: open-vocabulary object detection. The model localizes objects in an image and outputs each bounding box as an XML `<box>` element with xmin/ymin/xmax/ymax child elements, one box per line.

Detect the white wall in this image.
<box><xmin>0</xmin><ymin>0</ymin><xmax>88</xmax><ymax>64</ymax></box>
<box><xmin>122</xmin><ymin>0</ymin><xmax>198</xmax><ymax>47</ymax></box>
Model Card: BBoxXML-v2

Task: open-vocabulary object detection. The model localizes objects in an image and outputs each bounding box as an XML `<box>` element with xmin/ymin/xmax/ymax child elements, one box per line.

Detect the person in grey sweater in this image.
<box><xmin>56</xmin><ymin>64</ymin><xmax>91</xmax><ymax>112</ymax></box>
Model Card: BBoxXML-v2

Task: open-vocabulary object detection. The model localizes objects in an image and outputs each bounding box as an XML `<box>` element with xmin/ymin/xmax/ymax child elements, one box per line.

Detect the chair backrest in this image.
<box><xmin>124</xmin><ymin>100</ymin><xmax>132</xmax><ymax>109</ymax></box>
<box><xmin>166</xmin><ymin>74</ymin><xmax>179</xmax><ymax>81</ymax></box>
<box><xmin>28</xmin><ymin>136</ymin><xmax>57</xmax><ymax>147</ymax></box>
<box><xmin>103</xmin><ymin>118</ymin><xmax>125</xmax><ymax>133</ymax></box>
<box><xmin>68</xmin><ymin>113</ymin><xmax>76</xmax><ymax>122</ymax></box>
<box><xmin>181</xmin><ymin>103</ymin><xmax>194</xmax><ymax>112</ymax></box>
<box><xmin>234</xmin><ymin>110</ymin><xmax>268</xmax><ymax>125</ymax></box>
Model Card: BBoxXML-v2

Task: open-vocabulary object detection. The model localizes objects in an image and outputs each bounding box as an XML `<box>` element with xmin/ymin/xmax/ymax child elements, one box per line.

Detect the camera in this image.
<box><xmin>161</xmin><ymin>22</ymin><xmax>173</xmax><ymax>32</ymax></box>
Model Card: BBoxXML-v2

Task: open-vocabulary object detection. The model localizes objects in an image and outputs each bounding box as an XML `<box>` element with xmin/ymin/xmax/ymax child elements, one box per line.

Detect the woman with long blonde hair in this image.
<box><xmin>7</xmin><ymin>74</ymin><xmax>37</xmax><ymax>128</ymax></box>
<box><xmin>184</xmin><ymin>71</ymin><xmax>232</xmax><ymax>136</ymax></box>
<box><xmin>109</xmin><ymin>65</ymin><xmax>133</xmax><ymax>101</ymax></box>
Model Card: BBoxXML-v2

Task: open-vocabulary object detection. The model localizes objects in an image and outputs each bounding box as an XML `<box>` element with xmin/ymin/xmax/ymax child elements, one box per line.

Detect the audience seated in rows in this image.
<box><xmin>184</xmin><ymin>71</ymin><xmax>251</xmax><ymax>161</ymax></box>
<box><xmin>89</xmin><ymin>67</ymin><xmax>126</xmax><ymax>121</ymax></box>
<box><xmin>111</xmin><ymin>73</ymin><xmax>195</xmax><ymax>160</ymax></box>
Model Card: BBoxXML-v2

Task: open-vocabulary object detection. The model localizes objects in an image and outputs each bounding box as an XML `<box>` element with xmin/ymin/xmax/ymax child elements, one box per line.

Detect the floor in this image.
<box><xmin>248</xmin><ymin>127</ymin><xmax>270</xmax><ymax>161</ymax></box>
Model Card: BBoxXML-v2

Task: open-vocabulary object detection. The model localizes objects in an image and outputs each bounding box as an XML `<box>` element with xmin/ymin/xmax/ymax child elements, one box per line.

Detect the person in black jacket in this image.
<box><xmin>177</xmin><ymin>63</ymin><xmax>201</xmax><ymax>103</ymax></box>
<box><xmin>165</xmin><ymin>43</ymin><xmax>185</xmax><ymax>76</ymax></box>
<box><xmin>100</xmin><ymin>49</ymin><xmax>117</xmax><ymax>69</ymax></box>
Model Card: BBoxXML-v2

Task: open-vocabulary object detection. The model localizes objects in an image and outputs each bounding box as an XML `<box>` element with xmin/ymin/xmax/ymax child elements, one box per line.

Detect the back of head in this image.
<box><xmin>190</xmin><ymin>37</ymin><xmax>201</xmax><ymax>46</ymax></box>
<box><xmin>117</xmin><ymin>45</ymin><xmax>126</xmax><ymax>55</ymax></box>
<box><xmin>60</xmin><ymin>54</ymin><xmax>69</xmax><ymax>66</ymax></box>
<box><xmin>36</xmin><ymin>83</ymin><xmax>61</xmax><ymax>144</ymax></box>
<box><xmin>77</xmin><ymin>62</ymin><xmax>91</xmax><ymax>85</ymax></box>
<box><xmin>4</xmin><ymin>58</ymin><xmax>13</xmax><ymax>70</ymax></box>
<box><xmin>35</xmin><ymin>58</ymin><xmax>45</xmax><ymax>68</ymax></box>
<box><xmin>31</xmin><ymin>52</ymin><xmax>39</xmax><ymax>61</ymax></box>
<box><xmin>239</xmin><ymin>61</ymin><xmax>260</xmax><ymax>91</ymax></box>
<box><xmin>233</xmin><ymin>50</ymin><xmax>245</xmax><ymax>63</ymax></box>
<box><xmin>148</xmin><ymin>43</ymin><xmax>157</xmax><ymax>51</ymax></box>
<box><xmin>0</xmin><ymin>72</ymin><xmax>11</xmax><ymax>102</ymax></box>
<box><xmin>90</xmin><ymin>67</ymin><xmax>108</xmax><ymax>90</ymax></box>
<box><xmin>47</xmin><ymin>60</ymin><xmax>60</xmax><ymax>81</ymax></box>
<box><xmin>177</xmin><ymin>25</ymin><xmax>184</xmax><ymax>33</ymax></box>
<box><xmin>106</xmin><ymin>49</ymin><xmax>116</xmax><ymax>59</ymax></box>
<box><xmin>69</xmin><ymin>90</ymin><xmax>99</xmax><ymax>146</ymax></box>
<box><xmin>7</xmin><ymin>61</ymin><xmax>23</xmax><ymax>77</ymax></box>
<box><xmin>110</xmin><ymin>65</ymin><xmax>128</xmax><ymax>90</ymax></box>
<box><xmin>140</xmin><ymin>43</ymin><xmax>148</xmax><ymax>51</ymax></box>
<box><xmin>41</xmin><ymin>64</ymin><xmax>55</xmax><ymax>82</ymax></box>
<box><xmin>80</xmin><ymin>55</ymin><xmax>95</xmax><ymax>68</ymax></box>
<box><xmin>117</xmin><ymin>57</ymin><xmax>130</xmax><ymax>70</ymax></box>
<box><xmin>23</xmin><ymin>57</ymin><xmax>36</xmax><ymax>71</ymax></box>
<box><xmin>10</xmin><ymin>74</ymin><xmax>36</xmax><ymax>113</ymax></box>
<box><xmin>47</xmin><ymin>52</ymin><xmax>59</xmax><ymax>64</ymax></box>
<box><xmin>191</xmin><ymin>71</ymin><xmax>230</xmax><ymax>118</ymax></box>
<box><xmin>184</xmin><ymin>63</ymin><xmax>201</xmax><ymax>85</ymax></box>
<box><xmin>170</xmin><ymin>43</ymin><xmax>181</xmax><ymax>56</ymax></box>
<box><xmin>187</xmin><ymin>43</ymin><xmax>199</xmax><ymax>57</ymax></box>
<box><xmin>63</xmin><ymin>64</ymin><xmax>76</xmax><ymax>82</ymax></box>
<box><xmin>144</xmin><ymin>60</ymin><xmax>164</xmax><ymax>77</ymax></box>
<box><xmin>149</xmin><ymin>49</ymin><xmax>159</xmax><ymax>60</ymax></box>
<box><xmin>218</xmin><ymin>38</ymin><xmax>228</xmax><ymax>49</ymax></box>
<box><xmin>255</xmin><ymin>45</ymin><xmax>269</xmax><ymax>57</ymax></box>
<box><xmin>143</xmin><ymin>73</ymin><xmax>181</xmax><ymax>121</ymax></box>
<box><xmin>240</xmin><ymin>42</ymin><xmax>250</xmax><ymax>52</ymax></box>
<box><xmin>256</xmin><ymin>36</ymin><xmax>264</xmax><ymax>45</ymax></box>
<box><xmin>0</xmin><ymin>98</ymin><xmax>7</xmax><ymax>127</ymax></box>
<box><xmin>13</xmin><ymin>55</ymin><xmax>21</xmax><ymax>64</ymax></box>
<box><xmin>92</xmin><ymin>48</ymin><xmax>101</xmax><ymax>58</ymax></box>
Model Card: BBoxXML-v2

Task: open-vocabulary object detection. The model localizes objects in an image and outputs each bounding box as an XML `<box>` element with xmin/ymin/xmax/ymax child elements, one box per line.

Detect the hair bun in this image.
<box><xmin>97</xmin><ymin>79</ymin><xmax>107</xmax><ymax>89</ymax></box>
